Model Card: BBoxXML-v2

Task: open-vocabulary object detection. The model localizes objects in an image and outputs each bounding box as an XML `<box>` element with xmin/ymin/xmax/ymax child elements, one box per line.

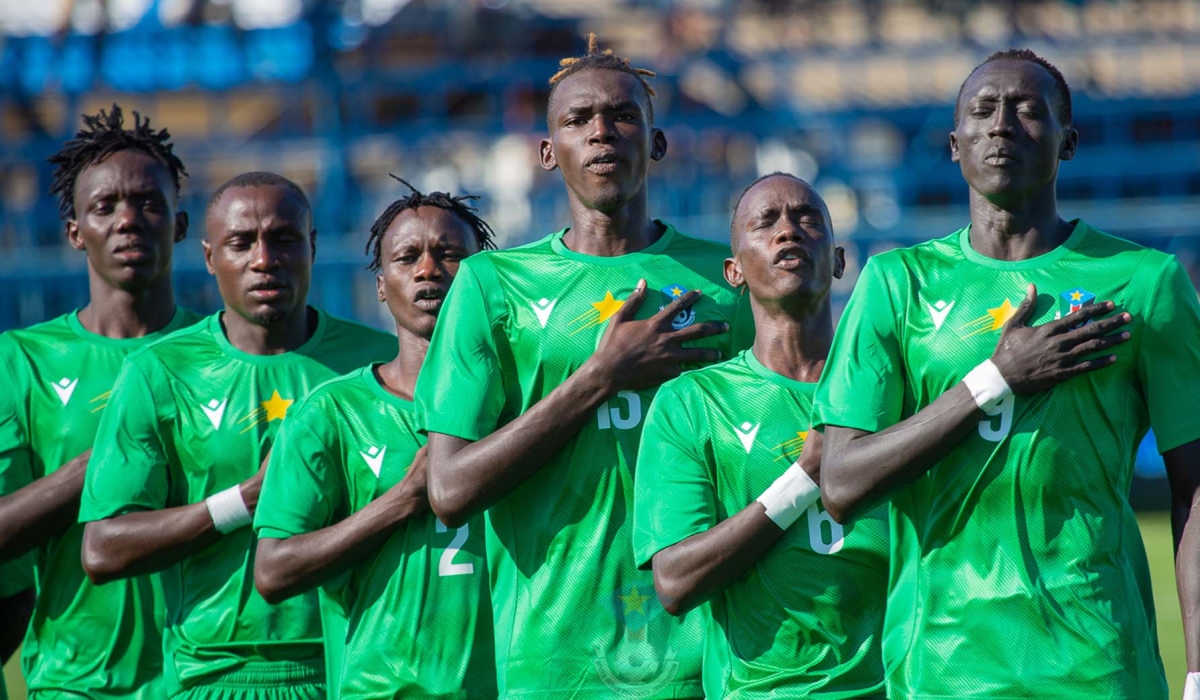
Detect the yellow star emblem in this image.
<box><xmin>960</xmin><ymin>298</ymin><xmax>1018</xmax><ymax>338</ymax></box>
<box><xmin>261</xmin><ymin>390</ymin><xmax>294</xmax><ymax>422</ymax></box>
<box><xmin>592</xmin><ymin>292</ymin><xmax>624</xmax><ymax>323</ymax></box>
<box><xmin>620</xmin><ymin>586</ymin><xmax>651</xmax><ymax>615</ymax></box>
<box><xmin>669</xmin><ymin>286</ymin><xmax>684</xmax><ymax>298</ymax></box>
<box><xmin>773</xmin><ymin>430</ymin><xmax>809</xmax><ymax>461</ymax></box>
<box><xmin>1070</xmin><ymin>290</ymin><xmax>1083</xmax><ymax>301</ymax></box>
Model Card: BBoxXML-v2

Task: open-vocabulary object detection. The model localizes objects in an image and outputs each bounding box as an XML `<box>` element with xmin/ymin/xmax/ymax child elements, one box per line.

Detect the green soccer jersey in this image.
<box><xmin>254</xmin><ymin>365</ymin><xmax>496</xmax><ymax>700</ymax></box>
<box><xmin>813</xmin><ymin>221</ymin><xmax>1200</xmax><ymax>699</ymax></box>
<box><xmin>415</xmin><ymin>223</ymin><xmax>754</xmax><ymax>699</ymax></box>
<box><xmin>78</xmin><ymin>310</ymin><xmax>396</xmax><ymax>697</ymax></box>
<box><xmin>0</xmin><ymin>307</ymin><xmax>201</xmax><ymax>698</ymax></box>
<box><xmin>633</xmin><ymin>350</ymin><xmax>889</xmax><ymax>699</ymax></box>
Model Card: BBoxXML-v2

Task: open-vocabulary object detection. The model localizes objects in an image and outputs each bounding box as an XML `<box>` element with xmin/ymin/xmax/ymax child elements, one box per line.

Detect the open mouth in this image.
<box><xmin>248</xmin><ymin>280</ymin><xmax>290</xmax><ymax>301</ymax></box>
<box><xmin>413</xmin><ymin>286</ymin><xmax>446</xmax><ymax>311</ymax></box>
<box><xmin>773</xmin><ymin>246</ymin><xmax>811</xmax><ymax>270</ymax></box>
<box><xmin>585</xmin><ymin>151</ymin><xmax>623</xmax><ymax>174</ymax></box>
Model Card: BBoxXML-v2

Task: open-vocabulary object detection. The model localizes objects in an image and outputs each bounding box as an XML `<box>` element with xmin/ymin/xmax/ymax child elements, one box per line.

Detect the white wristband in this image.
<box><xmin>962</xmin><ymin>359</ymin><xmax>1012</xmax><ymax>412</ymax></box>
<box><xmin>205</xmin><ymin>485</ymin><xmax>252</xmax><ymax>534</ymax></box>
<box><xmin>756</xmin><ymin>461</ymin><xmax>821</xmax><ymax>530</ymax></box>
<box><xmin>1184</xmin><ymin>672</ymin><xmax>1200</xmax><ymax>700</ymax></box>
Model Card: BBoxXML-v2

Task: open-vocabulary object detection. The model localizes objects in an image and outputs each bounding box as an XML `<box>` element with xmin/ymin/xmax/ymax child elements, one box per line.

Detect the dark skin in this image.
<box><xmin>821</xmin><ymin>59</ymin><xmax>1200</xmax><ymax>670</ymax></box>
<box><xmin>81</xmin><ymin>184</ymin><xmax>315</xmax><ymax>584</ymax></box>
<box><xmin>254</xmin><ymin>206</ymin><xmax>479</xmax><ymax>604</ymax></box>
<box><xmin>0</xmin><ymin>149</ymin><xmax>187</xmax><ymax>562</ymax></box>
<box><xmin>0</xmin><ymin>587</ymin><xmax>33</xmax><ymax>663</ymax></box>
<box><xmin>652</xmin><ymin>175</ymin><xmax>845</xmax><ymax>616</ymax></box>
<box><xmin>427</xmin><ymin>67</ymin><xmax>726</xmax><ymax>529</ymax></box>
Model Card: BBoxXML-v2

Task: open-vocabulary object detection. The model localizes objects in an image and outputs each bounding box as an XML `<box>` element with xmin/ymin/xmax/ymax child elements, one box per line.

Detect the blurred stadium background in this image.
<box><xmin>1</xmin><ymin>0</ymin><xmax>1198</xmax><ymax>696</ymax></box>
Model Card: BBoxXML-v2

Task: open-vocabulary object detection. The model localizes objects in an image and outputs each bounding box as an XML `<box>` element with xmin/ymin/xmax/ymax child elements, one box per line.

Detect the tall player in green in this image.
<box><xmin>635</xmin><ymin>173</ymin><xmax>888</xmax><ymax>699</ymax></box>
<box><xmin>814</xmin><ymin>49</ymin><xmax>1200</xmax><ymax>699</ymax></box>
<box><xmin>0</xmin><ymin>105</ymin><xmax>199</xmax><ymax>698</ymax></box>
<box><xmin>253</xmin><ymin>181</ymin><xmax>498</xmax><ymax>699</ymax></box>
<box><xmin>416</xmin><ymin>35</ymin><xmax>753</xmax><ymax>699</ymax></box>
<box><xmin>79</xmin><ymin>173</ymin><xmax>396</xmax><ymax>700</ymax></box>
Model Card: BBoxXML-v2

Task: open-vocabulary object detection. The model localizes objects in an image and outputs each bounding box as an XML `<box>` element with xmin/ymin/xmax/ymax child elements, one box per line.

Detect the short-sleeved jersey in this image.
<box><xmin>79</xmin><ymin>310</ymin><xmax>396</xmax><ymax>695</ymax></box>
<box><xmin>0</xmin><ymin>307</ymin><xmax>201</xmax><ymax>698</ymax></box>
<box><xmin>634</xmin><ymin>350</ymin><xmax>889</xmax><ymax>699</ymax></box>
<box><xmin>415</xmin><ymin>223</ymin><xmax>754</xmax><ymax>699</ymax></box>
<box><xmin>812</xmin><ymin>221</ymin><xmax>1200</xmax><ymax>699</ymax></box>
<box><xmin>254</xmin><ymin>365</ymin><xmax>496</xmax><ymax>700</ymax></box>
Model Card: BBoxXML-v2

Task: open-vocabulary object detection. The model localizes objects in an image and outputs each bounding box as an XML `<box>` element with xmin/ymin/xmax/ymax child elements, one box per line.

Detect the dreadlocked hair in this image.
<box><xmin>49</xmin><ymin>104</ymin><xmax>187</xmax><ymax>219</ymax></box>
<box><xmin>365</xmin><ymin>175</ymin><xmax>497</xmax><ymax>272</ymax></box>
<box><xmin>547</xmin><ymin>33</ymin><xmax>657</xmax><ymax>125</ymax></box>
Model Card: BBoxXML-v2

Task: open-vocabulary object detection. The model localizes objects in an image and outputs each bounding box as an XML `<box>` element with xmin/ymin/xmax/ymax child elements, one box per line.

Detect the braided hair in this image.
<box><xmin>365</xmin><ymin>175</ymin><xmax>497</xmax><ymax>272</ymax></box>
<box><xmin>547</xmin><ymin>33</ymin><xmax>657</xmax><ymax>126</ymax></box>
<box><xmin>49</xmin><ymin>104</ymin><xmax>187</xmax><ymax>219</ymax></box>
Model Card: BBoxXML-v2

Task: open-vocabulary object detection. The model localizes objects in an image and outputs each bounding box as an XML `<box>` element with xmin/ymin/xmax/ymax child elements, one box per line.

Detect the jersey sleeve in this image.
<box><xmin>632</xmin><ymin>378</ymin><xmax>717</xmax><ymax>569</ymax></box>
<box><xmin>254</xmin><ymin>404</ymin><xmax>344</xmax><ymax>540</ymax></box>
<box><xmin>812</xmin><ymin>257</ymin><xmax>906</xmax><ymax>434</ymax></box>
<box><xmin>0</xmin><ymin>341</ymin><xmax>34</xmax><ymax>501</ymax></box>
<box><xmin>79</xmin><ymin>357</ymin><xmax>171</xmax><ymax>522</ymax></box>
<box><xmin>415</xmin><ymin>259</ymin><xmax>507</xmax><ymax>440</ymax></box>
<box><xmin>1137</xmin><ymin>256</ymin><xmax>1200</xmax><ymax>453</ymax></box>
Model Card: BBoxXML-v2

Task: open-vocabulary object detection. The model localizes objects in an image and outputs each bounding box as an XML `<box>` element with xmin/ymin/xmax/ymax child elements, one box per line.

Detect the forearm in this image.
<box><xmin>0</xmin><ymin>450</ymin><xmax>90</xmax><ymax>560</ymax></box>
<box><xmin>1174</xmin><ymin>493</ymin><xmax>1200</xmax><ymax>671</ymax></box>
<box><xmin>0</xmin><ymin>587</ymin><xmax>32</xmax><ymax>662</ymax></box>
<box><xmin>255</xmin><ymin>484</ymin><xmax>424</xmax><ymax>603</ymax></box>
<box><xmin>822</xmin><ymin>384</ymin><xmax>981</xmax><ymax>521</ymax></box>
<box><xmin>429</xmin><ymin>362</ymin><xmax>612</xmax><ymax>526</ymax></box>
<box><xmin>652</xmin><ymin>505</ymin><xmax>784</xmax><ymax>616</ymax></box>
<box><xmin>82</xmin><ymin>501</ymin><xmax>221</xmax><ymax>584</ymax></box>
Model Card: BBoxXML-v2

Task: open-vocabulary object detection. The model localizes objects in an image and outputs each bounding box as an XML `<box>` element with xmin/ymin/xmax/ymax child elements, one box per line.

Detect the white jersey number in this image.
<box><xmin>435</xmin><ymin>520</ymin><xmax>475</xmax><ymax>577</ymax></box>
<box><xmin>978</xmin><ymin>394</ymin><xmax>1015</xmax><ymax>442</ymax></box>
<box><xmin>596</xmin><ymin>390</ymin><xmax>642</xmax><ymax>430</ymax></box>
<box><xmin>806</xmin><ymin>502</ymin><xmax>845</xmax><ymax>555</ymax></box>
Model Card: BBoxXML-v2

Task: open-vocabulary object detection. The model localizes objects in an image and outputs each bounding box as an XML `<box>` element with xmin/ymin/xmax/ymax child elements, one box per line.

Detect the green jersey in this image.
<box><xmin>254</xmin><ymin>365</ymin><xmax>496</xmax><ymax>699</ymax></box>
<box><xmin>79</xmin><ymin>310</ymin><xmax>395</xmax><ymax>696</ymax></box>
<box><xmin>415</xmin><ymin>223</ymin><xmax>754</xmax><ymax>699</ymax></box>
<box><xmin>633</xmin><ymin>350</ymin><xmax>889</xmax><ymax>699</ymax></box>
<box><xmin>0</xmin><ymin>308</ymin><xmax>201</xmax><ymax>698</ymax></box>
<box><xmin>813</xmin><ymin>221</ymin><xmax>1200</xmax><ymax>699</ymax></box>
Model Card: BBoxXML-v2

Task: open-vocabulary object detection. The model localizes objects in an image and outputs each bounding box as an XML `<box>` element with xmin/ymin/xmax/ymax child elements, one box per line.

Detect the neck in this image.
<box><xmin>375</xmin><ymin>326</ymin><xmax>428</xmax><ymax>401</ymax></box>
<box><xmin>749</xmin><ymin>293</ymin><xmax>833</xmax><ymax>383</ymax></box>
<box><xmin>561</xmin><ymin>190</ymin><xmax>661</xmax><ymax>257</ymax></box>
<box><xmin>77</xmin><ymin>268</ymin><xmax>177</xmax><ymax>339</ymax></box>
<box><xmin>221</xmin><ymin>305</ymin><xmax>314</xmax><ymax>355</ymax></box>
<box><xmin>967</xmin><ymin>185</ymin><xmax>1072</xmax><ymax>261</ymax></box>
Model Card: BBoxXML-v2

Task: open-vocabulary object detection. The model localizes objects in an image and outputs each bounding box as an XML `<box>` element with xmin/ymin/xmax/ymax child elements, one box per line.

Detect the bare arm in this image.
<box><xmin>429</xmin><ymin>284</ymin><xmax>726</xmax><ymax>528</ymax></box>
<box><xmin>82</xmin><ymin>455</ymin><xmax>266</xmax><ymax>584</ymax></box>
<box><xmin>0</xmin><ymin>587</ymin><xmax>32</xmax><ymax>663</ymax></box>
<box><xmin>0</xmin><ymin>449</ymin><xmax>90</xmax><ymax>561</ymax></box>
<box><xmin>255</xmin><ymin>448</ymin><xmax>429</xmax><ymax>604</ymax></box>
<box><xmin>650</xmin><ymin>432</ymin><xmax>825</xmax><ymax>616</ymax></box>
<box><xmin>821</xmin><ymin>285</ymin><xmax>1132</xmax><ymax>522</ymax></box>
<box><xmin>1165</xmin><ymin>440</ymin><xmax>1200</xmax><ymax>673</ymax></box>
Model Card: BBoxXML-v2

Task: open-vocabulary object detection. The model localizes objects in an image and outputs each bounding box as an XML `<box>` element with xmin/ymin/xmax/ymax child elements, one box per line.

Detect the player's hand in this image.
<box><xmin>587</xmin><ymin>279</ymin><xmax>728</xmax><ymax>392</ymax></box>
<box><xmin>239</xmin><ymin>451</ymin><xmax>270</xmax><ymax>515</ymax></box>
<box><xmin>393</xmin><ymin>446</ymin><xmax>431</xmax><ymax>517</ymax></box>
<box><xmin>990</xmin><ymin>283</ymin><xmax>1132</xmax><ymax>395</ymax></box>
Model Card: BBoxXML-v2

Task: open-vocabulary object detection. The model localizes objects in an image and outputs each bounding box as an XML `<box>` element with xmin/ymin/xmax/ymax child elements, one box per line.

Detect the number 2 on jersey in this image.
<box><xmin>435</xmin><ymin>520</ymin><xmax>475</xmax><ymax>577</ymax></box>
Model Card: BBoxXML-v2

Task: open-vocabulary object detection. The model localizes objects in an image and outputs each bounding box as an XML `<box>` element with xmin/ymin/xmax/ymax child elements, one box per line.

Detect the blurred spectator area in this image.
<box><xmin>2</xmin><ymin>0</ymin><xmax>1199</xmax><ymax>329</ymax></box>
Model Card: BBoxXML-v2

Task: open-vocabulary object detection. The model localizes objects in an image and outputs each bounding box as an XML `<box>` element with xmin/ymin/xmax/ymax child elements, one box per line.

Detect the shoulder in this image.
<box><xmin>288</xmin><ymin>369</ymin><xmax>366</xmax><ymax>424</ymax></box>
<box><xmin>870</xmin><ymin>230</ymin><xmax>963</xmax><ymax>275</ymax></box>
<box><xmin>1</xmin><ymin>314</ymin><xmax>75</xmax><ymax>355</ymax></box>
<box><xmin>322</xmin><ymin>313</ymin><xmax>396</xmax><ymax>345</ymax></box>
<box><xmin>657</xmin><ymin>353</ymin><xmax>750</xmax><ymax>405</ymax></box>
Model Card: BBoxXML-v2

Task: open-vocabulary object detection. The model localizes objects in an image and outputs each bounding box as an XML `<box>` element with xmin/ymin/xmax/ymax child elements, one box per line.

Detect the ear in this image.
<box><xmin>650</xmin><ymin>128</ymin><xmax>668</xmax><ymax>162</ymax></box>
<box><xmin>202</xmin><ymin>238</ymin><xmax>215</xmax><ymax>275</ymax></box>
<box><xmin>376</xmin><ymin>274</ymin><xmax>386</xmax><ymax>304</ymax></box>
<box><xmin>949</xmin><ymin>131</ymin><xmax>960</xmax><ymax>163</ymax></box>
<box><xmin>174</xmin><ymin>212</ymin><xmax>189</xmax><ymax>243</ymax></box>
<box><xmin>723</xmin><ymin>255</ymin><xmax>744</xmax><ymax>290</ymax></box>
<box><xmin>66</xmin><ymin>220</ymin><xmax>85</xmax><ymax>251</ymax></box>
<box><xmin>310</xmin><ymin>229</ymin><xmax>318</xmax><ymax>260</ymax></box>
<box><xmin>539</xmin><ymin>138</ymin><xmax>557</xmax><ymax>172</ymax></box>
<box><xmin>833</xmin><ymin>246</ymin><xmax>846</xmax><ymax>280</ymax></box>
<box><xmin>1059</xmin><ymin>126</ymin><xmax>1078</xmax><ymax>162</ymax></box>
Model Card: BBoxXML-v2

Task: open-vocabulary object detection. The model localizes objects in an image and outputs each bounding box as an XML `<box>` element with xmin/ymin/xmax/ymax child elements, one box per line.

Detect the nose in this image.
<box><xmin>250</xmin><ymin>239</ymin><xmax>282</xmax><ymax>272</ymax></box>
<box><xmin>587</xmin><ymin>115</ymin><xmax>617</xmax><ymax>145</ymax></box>
<box><xmin>113</xmin><ymin>200</ymin><xmax>142</xmax><ymax>232</ymax></box>
<box><xmin>988</xmin><ymin>104</ymin><xmax>1018</xmax><ymax>138</ymax></box>
<box><xmin>413</xmin><ymin>251</ymin><xmax>444</xmax><ymax>282</ymax></box>
<box><xmin>773</xmin><ymin>217</ymin><xmax>802</xmax><ymax>243</ymax></box>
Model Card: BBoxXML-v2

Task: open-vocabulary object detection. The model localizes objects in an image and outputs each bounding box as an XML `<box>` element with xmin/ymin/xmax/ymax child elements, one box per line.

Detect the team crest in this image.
<box><xmin>592</xmin><ymin>583</ymin><xmax>680</xmax><ymax>698</ymax></box>
<box><xmin>1055</xmin><ymin>287</ymin><xmax>1095</xmax><ymax>322</ymax></box>
<box><xmin>659</xmin><ymin>284</ymin><xmax>695</xmax><ymax>330</ymax></box>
